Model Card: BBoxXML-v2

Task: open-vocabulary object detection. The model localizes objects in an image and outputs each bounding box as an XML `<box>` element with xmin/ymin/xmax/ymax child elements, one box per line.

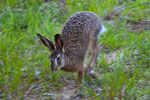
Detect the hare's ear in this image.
<box><xmin>37</xmin><ymin>34</ymin><xmax>55</xmax><ymax>51</ymax></box>
<box><xmin>55</xmin><ymin>34</ymin><xmax>63</xmax><ymax>51</ymax></box>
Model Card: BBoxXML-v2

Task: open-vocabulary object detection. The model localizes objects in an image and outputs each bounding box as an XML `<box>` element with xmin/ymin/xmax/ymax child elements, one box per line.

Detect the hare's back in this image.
<box><xmin>62</xmin><ymin>12</ymin><xmax>101</xmax><ymax>37</ymax></box>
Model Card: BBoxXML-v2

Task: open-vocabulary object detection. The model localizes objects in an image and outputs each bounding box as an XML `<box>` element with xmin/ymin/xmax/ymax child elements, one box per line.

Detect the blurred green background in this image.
<box><xmin>0</xmin><ymin>0</ymin><xmax>150</xmax><ymax>99</ymax></box>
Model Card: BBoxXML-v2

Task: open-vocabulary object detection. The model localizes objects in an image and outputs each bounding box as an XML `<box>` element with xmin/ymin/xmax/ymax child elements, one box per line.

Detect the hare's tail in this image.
<box><xmin>99</xmin><ymin>25</ymin><xmax>107</xmax><ymax>35</ymax></box>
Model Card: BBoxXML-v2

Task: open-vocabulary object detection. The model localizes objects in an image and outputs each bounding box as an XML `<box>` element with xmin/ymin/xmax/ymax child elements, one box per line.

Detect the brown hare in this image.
<box><xmin>37</xmin><ymin>11</ymin><xmax>107</xmax><ymax>83</ymax></box>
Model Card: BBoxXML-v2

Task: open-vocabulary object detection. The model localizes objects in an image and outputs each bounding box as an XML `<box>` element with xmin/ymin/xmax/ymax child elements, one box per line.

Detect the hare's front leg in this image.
<box><xmin>78</xmin><ymin>71</ymin><xmax>83</xmax><ymax>83</ymax></box>
<box><xmin>78</xmin><ymin>64</ymin><xmax>85</xmax><ymax>83</ymax></box>
<box><xmin>85</xmin><ymin>37</ymin><xmax>100</xmax><ymax>74</ymax></box>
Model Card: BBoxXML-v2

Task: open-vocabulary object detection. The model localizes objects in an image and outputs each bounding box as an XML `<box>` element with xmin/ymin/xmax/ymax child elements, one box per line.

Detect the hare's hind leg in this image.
<box><xmin>85</xmin><ymin>36</ymin><xmax>100</xmax><ymax>75</ymax></box>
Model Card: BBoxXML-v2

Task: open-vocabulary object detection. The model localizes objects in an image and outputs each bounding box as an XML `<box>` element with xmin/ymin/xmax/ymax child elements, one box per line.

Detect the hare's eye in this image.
<box><xmin>57</xmin><ymin>57</ymin><xmax>60</xmax><ymax>61</ymax></box>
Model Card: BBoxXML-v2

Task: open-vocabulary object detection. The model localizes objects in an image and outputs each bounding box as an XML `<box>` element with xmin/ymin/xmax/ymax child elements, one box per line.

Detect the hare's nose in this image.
<box><xmin>51</xmin><ymin>66</ymin><xmax>55</xmax><ymax>71</ymax></box>
<box><xmin>51</xmin><ymin>66</ymin><xmax>58</xmax><ymax>71</ymax></box>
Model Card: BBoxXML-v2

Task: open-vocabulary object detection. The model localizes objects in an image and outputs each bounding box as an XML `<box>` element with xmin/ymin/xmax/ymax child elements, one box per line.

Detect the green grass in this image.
<box><xmin>0</xmin><ymin>0</ymin><xmax>150</xmax><ymax>99</ymax></box>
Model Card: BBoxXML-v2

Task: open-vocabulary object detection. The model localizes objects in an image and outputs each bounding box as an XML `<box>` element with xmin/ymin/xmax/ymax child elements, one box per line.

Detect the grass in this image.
<box><xmin>0</xmin><ymin>0</ymin><xmax>150</xmax><ymax>99</ymax></box>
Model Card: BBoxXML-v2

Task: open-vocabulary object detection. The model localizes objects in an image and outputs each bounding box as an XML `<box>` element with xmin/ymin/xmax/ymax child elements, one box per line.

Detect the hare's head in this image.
<box><xmin>37</xmin><ymin>34</ymin><xmax>65</xmax><ymax>71</ymax></box>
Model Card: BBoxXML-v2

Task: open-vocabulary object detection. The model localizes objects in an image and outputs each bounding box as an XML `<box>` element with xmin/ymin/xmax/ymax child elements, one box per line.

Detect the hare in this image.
<box><xmin>37</xmin><ymin>11</ymin><xmax>106</xmax><ymax>83</ymax></box>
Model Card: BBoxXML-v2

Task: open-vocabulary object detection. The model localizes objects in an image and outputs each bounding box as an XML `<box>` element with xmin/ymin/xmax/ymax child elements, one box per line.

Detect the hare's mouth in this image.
<box><xmin>51</xmin><ymin>66</ymin><xmax>62</xmax><ymax>71</ymax></box>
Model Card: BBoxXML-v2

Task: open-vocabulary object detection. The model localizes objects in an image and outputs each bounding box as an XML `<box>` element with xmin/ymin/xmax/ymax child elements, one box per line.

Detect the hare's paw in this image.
<box><xmin>85</xmin><ymin>66</ymin><xmax>92</xmax><ymax>75</ymax></box>
<box><xmin>85</xmin><ymin>67</ymin><xmax>98</xmax><ymax>78</ymax></box>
